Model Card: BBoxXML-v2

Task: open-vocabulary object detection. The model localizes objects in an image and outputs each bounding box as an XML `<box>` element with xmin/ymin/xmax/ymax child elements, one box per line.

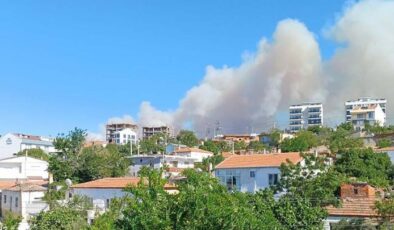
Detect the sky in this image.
<box><xmin>0</xmin><ymin>0</ymin><xmax>387</xmax><ymax>137</ymax></box>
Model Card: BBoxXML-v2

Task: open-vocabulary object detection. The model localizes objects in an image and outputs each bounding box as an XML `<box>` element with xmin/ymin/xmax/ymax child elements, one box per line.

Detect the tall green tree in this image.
<box><xmin>247</xmin><ymin>141</ymin><xmax>267</xmax><ymax>151</ymax></box>
<box><xmin>176</xmin><ymin>130</ymin><xmax>199</xmax><ymax>147</ymax></box>
<box><xmin>280</xmin><ymin>131</ymin><xmax>318</xmax><ymax>152</ymax></box>
<box><xmin>335</xmin><ymin>148</ymin><xmax>392</xmax><ymax>187</ymax></box>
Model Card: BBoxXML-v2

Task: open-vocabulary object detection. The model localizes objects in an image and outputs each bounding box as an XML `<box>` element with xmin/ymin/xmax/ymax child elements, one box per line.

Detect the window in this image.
<box><xmin>250</xmin><ymin>171</ymin><xmax>255</xmax><ymax>178</ymax></box>
<box><xmin>123</xmin><ymin>134</ymin><xmax>126</xmax><ymax>138</ymax></box>
<box><xmin>354</xmin><ymin>188</ymin><xmax>359</xmax><ymax>195</ymax></box>
<box><xmin>106</xmin><ymin>199</ymin><xmax>110</xmax><ymax>208</ymax></box>
<box><xmin>268</xmin><ymin>174</ymin><xmax>279</xmax><ymax>186</ymax></box>
<box><xmin>3</xmin><ymin>195</ymin><xmax>6</xmax><ymax>204</ymax></box>
<box><xmin>15</xmin><ymin>197</ymin><xmax>18</xmax><ymax>207</ymax></box>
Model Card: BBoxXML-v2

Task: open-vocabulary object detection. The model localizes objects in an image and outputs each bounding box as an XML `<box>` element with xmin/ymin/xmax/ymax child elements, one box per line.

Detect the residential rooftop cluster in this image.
<box><xmin>0</xmin><ymin>97</ymin><xmax>393</xmax><ymax>229</ymax></box>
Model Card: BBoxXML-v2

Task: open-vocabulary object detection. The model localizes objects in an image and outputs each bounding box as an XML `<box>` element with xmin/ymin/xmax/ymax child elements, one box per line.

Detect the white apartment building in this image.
<box><xmin>345</xmin><ymin>98</ymin><xmax>387</xmax><ymax>124</ymax></box>
<box><xmin>0</xmin><ymin>133</ymin><xmax>56</xmax><ymax>160</ymax></box>
<box><xmin>350</xmin><ymin>104</ymin><xmax>386</xmax><ymax>131</ymax></box>
<box><xmin>111</xmin><ymin>128</ymin><xmax>137</xmax><ymax>145</ymax></box>
<box><xmin>289</xmin><ymin>103</ymin><xmax>323</xmax><ymax>132</ymax></box>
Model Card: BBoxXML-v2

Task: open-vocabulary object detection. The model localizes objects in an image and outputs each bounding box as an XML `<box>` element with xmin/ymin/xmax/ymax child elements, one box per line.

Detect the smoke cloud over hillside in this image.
<box><xmin>106</xmin><ymin>0</ymin><xmax>394</xmax><ymax>136</ymax></box>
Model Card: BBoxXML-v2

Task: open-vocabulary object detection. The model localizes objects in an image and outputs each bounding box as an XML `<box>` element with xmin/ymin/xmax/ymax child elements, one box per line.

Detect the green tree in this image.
<box><xmin>234</xmin><ymin>140</ymin><xmax>248</xmax><ymax>151</ymax></box>
<box><xmin>280</xmin><ymin>131</ymin><xmax>318</xmax><ymax>152</ymax></box>
<box><xmin>247</xmin><ymin>141</ymin><xmax>267</xmax><ymax>151</ymax></box>
<box><xmin>30</xmin><ymin>196</ymin><xmax>91</xmax><ymax>230</ymax></box>
<box><xmin>138</xmin><ymin>133</ymin><xmax>166</xmax><ymax>154</ymax></box>
<box><xmin>328</xmin><ymin>128</ymin><xmax>363</xmax><ymax>154</ymax></box>
<box><xmin>335</xmin><ymin>148</ymin><xmax>392</xmax><ymax>187</ymax></box>
<box><xmin>199</xmin><ymin>140</ymin><xmax>230</xmax><ymax>155</ymax></box>
<box><xmin>377</xmin><ymin>138</ymin><xmax>392</xmax><ymax>148</ymax></box>
<box><xmin>278</xmin><ymin>153</ymin><xmax>345</xmax><ymax>207</ymax></box>
<box><xmin>272</xmin><ymin>194</ymin><xmax>327</xmax><ymax>230</ymax></box>
<box><xmin>176</xmin><ymin>130</ymin><xmax>199</xmax><ymax>147</ymax></box>
<box><xmin>268</xmin><ymin>129</ymin><xmax>281</xmax><ymax>147</ymax></box>
<box><xmin>2</xmin><ymin>211</ymin><xmax>22</xmax><ymax>230</ymax></box>
<box><xmin>116</xmin><ymin>167</ymin><xmax>172</xmax><ymax>230</ymax></box>
<box><xmin>375</xmin><ymin>197</ymin><xmax>394</xmax><ymax>223</ymax></box>
<box><xmin>49</xmin><ymin>128</ymin><xmax>87</xmax><ymax>182</ymax></box>
<box><xmin>17</xmin><ymin>148</ymin><xmax>49</xmax><ymax>161</ymax></box>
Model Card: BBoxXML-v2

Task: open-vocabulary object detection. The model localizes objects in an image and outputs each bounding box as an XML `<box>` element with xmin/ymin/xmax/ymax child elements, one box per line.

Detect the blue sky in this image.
<box><xmin>0</xmin><ymin>0</ymin><xmax>347</xmax><ymax>136</ymax></box>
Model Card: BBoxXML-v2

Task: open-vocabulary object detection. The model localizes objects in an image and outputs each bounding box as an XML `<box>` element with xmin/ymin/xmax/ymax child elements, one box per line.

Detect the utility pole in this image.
<box><xmin>130</xmin><ymin>139</ymin><xmax>133</xmax><ymax>156</ymax></box>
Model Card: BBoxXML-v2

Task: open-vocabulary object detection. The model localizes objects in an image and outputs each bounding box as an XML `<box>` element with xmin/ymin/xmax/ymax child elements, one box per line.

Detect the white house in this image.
<box><xmin>69</xmin><ymin>177</ymin><xmax>177</xmax><ymax>212</ymax></box>
<box><xmin>111</xmin><ymin>128</ymin><xmax>137</xmax><ymax>145</ymax></box>
<box><xmin>0</xmin><ymin>133</ymin><xmax>56</xmax><ymax>160</ymax></box>
<box><xmin>214</xmin><ymin>152</ymin><xmax>303</xmax><ymax>193</ymax></box>
<box><xmin>0</xmin><ymin>156</ymin><xmax>49</xmax><ymax>180</ymax></box>
<box><xmin>350</xmin><ymin>104</ymin><xmax>386</xmax><ymax>131</ymax></box>
<box><xmin>129</xmin><ymin>148</ymin><xmax>213</xmax><ymax>177</ymax></box>
<box><xmin>173</xmin><ymin>147</ymin><xmax>213</xmax><ymax>162</ymax></box>
<box><xmin>1</xmin><ymin>183</ymin><xmax>48</xmax><ymax>230</ymax></box>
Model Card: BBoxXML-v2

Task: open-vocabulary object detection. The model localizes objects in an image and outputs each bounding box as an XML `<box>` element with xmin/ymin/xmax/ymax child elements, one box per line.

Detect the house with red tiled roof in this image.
<box><xmin>324</xmin><ymin>183</ymin><xmax>382</xmax><ymax>229</ymax></box>
<box><xmin>69</xmin><ymin>177</ymin><xmax>177</xmax><ymax>212</ymax></box>
<box><xmin>214</xmin><ymin>152</ymin><xmax>303</xmax><ymax>193</ymax></box>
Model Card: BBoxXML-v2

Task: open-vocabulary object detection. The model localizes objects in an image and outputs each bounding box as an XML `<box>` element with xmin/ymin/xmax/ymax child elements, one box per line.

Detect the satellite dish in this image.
<box><xmin>65</xmin><ymin>179</ymin><xmax>72</xmax><ymax>187</ymax></box>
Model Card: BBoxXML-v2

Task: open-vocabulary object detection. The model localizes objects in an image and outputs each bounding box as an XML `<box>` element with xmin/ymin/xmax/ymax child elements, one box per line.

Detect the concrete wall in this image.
<box><xmin>71</xmin><ymin>188</ymin><xmax>129</xmax><ymax>211</ymax></box>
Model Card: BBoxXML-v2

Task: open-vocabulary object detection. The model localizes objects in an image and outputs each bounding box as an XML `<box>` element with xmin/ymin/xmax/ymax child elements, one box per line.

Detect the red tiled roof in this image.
<box><xmin>71</xmin><ymin>177</ymin><xmax>175</xmax><ymax>190</ymax></box>
<box><xmin>215</xmin><ymin>152</ymin><xmax>302</xmax><ymax>169</ymax></box>
<box><xmin>72</xmin><ymin>177</ymin><xmax>140</xmax><ymax>189</ymax></box>
<box><xmin>221</xmin><ymin>152</ymin><xmax>234</xmax><ymax>159</ymax></box>
<box><xmin>167</xmin><ymin>167</ymin><xmax>185</xmax><ymax>173</ymax></box>
<box><xmin>0</xmin><ymin>180</ymin><xmax>48</xmax><ymax>190</ymax></box>
<box><xmin>326</xmin><ymin>198</ymin><xmax>379</xmax><ymax>217</ymax></box>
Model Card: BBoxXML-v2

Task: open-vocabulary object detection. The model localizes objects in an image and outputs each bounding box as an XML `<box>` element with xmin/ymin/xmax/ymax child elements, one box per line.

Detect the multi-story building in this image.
<box><xmin>111</xmin><ymin>128</ymin><xmax>137</xmax><ymax>145</ymax></box>
<box><xmin>345</xmin><ymin>98</ymin><xmax>387</xmax><ymax>123</ymax></box>
<box><xmin>105</xmin><ymin>122</ymin><xmax>138</xmax><ymax>143</ymax></box>
<box><xmin>0</xmin><ymin>133</ymin><xmax>56</xmax><ymax>160</ymax></box>
<box><xmin>349</xmin><ymin>104</ymin><xmax>386</xmax><ymax>131</ymax></box>
<box><xmin>142</xmin><ymin>126</ymin><xmax>171</xmax><ymax>139</ymax></box>
<box><xmin>289</xmin><ymin>103</ymin><xmax>323</xmax><ymax>132</ymax></box>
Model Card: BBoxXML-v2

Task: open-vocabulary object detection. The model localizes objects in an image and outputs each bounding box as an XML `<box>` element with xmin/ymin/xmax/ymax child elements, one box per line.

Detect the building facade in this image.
<box><xmin>142</xmin><ymin>126</ymin><xmax>171</xmax><ymax>139</ymax></box>
<box><xmin>0</xmin><ymin>133</ymin><xmax>56</xmax><ymax>160</ymax></box>
<box><xmin>111</xmin><ymin>128</ymin><xmax>137</xmax><ymax>145</ymax></box>
<box><xmin>214</xmin><ymin>153</ymin><xmax>303</xmax><ymax>193</ymax></box>
<box><xmin>1</xmin><ymin>183</ymin><xmax>48</xmax><ymax>229</ymax></box>
<box><xmin>349</xmin><ymin>104</ymin><xmax>386</xmax><ymax>131</ymax></box>
<box><xmin>289</xmin><ymin>103</ymin><xmax>323</xmax><ymax>132</ymax></box>
<box><xmin>345</xmin><ymin>98</ymin><xmax>387</xmax><ymax>123</ymax></box>
<box><xmin>0</xmin><ymin>156</ymin><xmax>49</xmax><ymax>180</ymax></box>
<box><xmin>129</xmin><ymin>148</ymin><xmax>213</xmax><ymax>177</ymax></box>
<box><xmin>105</xmin><ymin>122</ymin><xmax>138</xmax><ymax>143</ymax></box>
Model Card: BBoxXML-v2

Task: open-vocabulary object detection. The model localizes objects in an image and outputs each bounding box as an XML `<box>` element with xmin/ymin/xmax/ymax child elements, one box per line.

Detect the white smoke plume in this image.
<box><xmin>324</xmin><ymin>0</ymin><xmax>394</xmax><ymax>123</ymax></box>
<box><xmin>100</xmin><ymin>0</ymin><xmax>394</xmax><ymax>137</ymax></box>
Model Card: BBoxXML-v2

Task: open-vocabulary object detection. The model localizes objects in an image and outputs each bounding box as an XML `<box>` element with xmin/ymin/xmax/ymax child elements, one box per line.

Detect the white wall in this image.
<box><xmin>71</xmin><ymin>188</ymin><xmax>129</xmax><ymax>211</ymax></box>
<box><xmin>215</xmin><ymin>167</ymin><xmax>281</xmax><ymax>193</ymax></box>
<box><xmin>1</xmin><ymin>190</ymin><xmax>46</xmax><ymax>222</ymax></box>
<box><xmin>0</xmin><ymin>157</ymin><xmax>48</xmax><ymax>180</ymax></box>
<box><xmin>0</xmin><ymin>134</ymin><xmax>22</xmax><ymax>159</ymax></box>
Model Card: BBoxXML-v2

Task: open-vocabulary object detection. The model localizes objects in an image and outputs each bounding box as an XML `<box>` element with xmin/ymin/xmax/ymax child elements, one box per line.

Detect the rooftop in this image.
<box><xmin>215</xmin><ymin>152</ymin><xmax>302</xmax><ymax>169</ymax></box>
<box><xmin>326</xmin><ymin>198</ymin><xmax>379</xmax><ymax>217</ymax></box>
<box><xmin>174</xmin><ymin>147</ymin><xmax>213</xmax><ymax>154</ymax></box>
<box><xmin>71</xmin><ymin>177</ymin><xmax>176</xmax><ymax>190</ymax></box>
<box><xmin>5</xmin><ymin>182</ymin><xmax>47</xmax><ymax>192</ymax></box>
